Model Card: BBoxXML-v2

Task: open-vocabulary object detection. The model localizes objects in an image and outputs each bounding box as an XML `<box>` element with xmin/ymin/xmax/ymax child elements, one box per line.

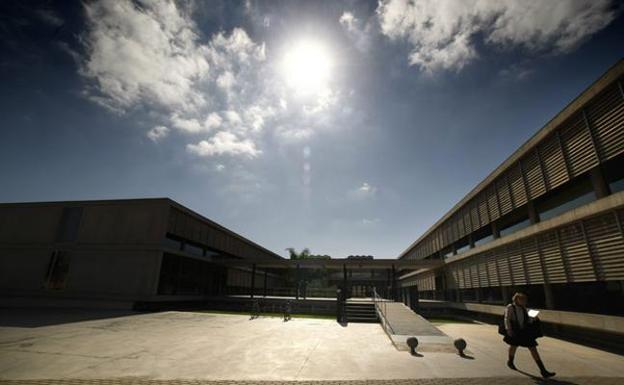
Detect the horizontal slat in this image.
<box><xmin>560</xmin><ymin>113</ymin><xmax>599</xmax><ymax>177</ymax></box>
<box><xmin>523</xmin><ymin>151</ymin><xmax>547</xmax><ymax>200</ymax></box>
<box><xmin>539</xmin><ymin>134</ymin><xmax>569</xmax><ymax>190</ymax></box>
<box><xmin>586</xmin><ymin>84</ymin><xmax>624</xmax><ymax>161</ymax></box>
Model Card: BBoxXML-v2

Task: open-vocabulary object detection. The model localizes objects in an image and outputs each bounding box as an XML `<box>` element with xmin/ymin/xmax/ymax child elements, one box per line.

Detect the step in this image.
<box><xmin>346</xmin><ymin>316</ymin><xmax>379</xmax><ymax>323</ymax></box>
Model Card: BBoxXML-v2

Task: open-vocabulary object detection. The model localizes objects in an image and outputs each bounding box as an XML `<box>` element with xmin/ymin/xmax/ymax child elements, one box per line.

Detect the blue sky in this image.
<box><xmin>1</xmin><ymin>0</ymin><xmax>622</xmax><ymax>258</ymax></box>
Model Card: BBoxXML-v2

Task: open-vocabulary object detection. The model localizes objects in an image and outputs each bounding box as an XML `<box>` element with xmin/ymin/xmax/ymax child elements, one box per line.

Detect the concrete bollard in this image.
<box><xmin>454</xmin><ymin>338</ymin><xmax>467</xmax><ymax>356</ymax></box>
<box><xmin>406</xmin><ymin>337</ymin><xmax>419</xmax><ymax>355</ymax></box>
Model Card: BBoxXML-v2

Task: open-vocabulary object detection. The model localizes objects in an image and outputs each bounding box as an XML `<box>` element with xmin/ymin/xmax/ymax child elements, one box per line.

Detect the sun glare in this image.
<box><xmin>281</xmin><ymin>39</ymin><xmax>333</xmax><ymax>96</ymax></box>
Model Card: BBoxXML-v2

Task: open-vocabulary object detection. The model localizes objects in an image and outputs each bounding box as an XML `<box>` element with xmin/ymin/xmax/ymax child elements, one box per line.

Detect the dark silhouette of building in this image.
<box><xmin>0</xmin><ymin>198</ymin><xmax>281</xmax><ymax>308</ymax></box>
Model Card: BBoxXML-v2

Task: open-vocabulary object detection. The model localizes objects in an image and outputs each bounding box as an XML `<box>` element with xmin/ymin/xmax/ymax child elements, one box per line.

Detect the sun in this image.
<box><xmin>281</xmin><ymin>39</ymin><xmax>333</xmax><ymax>96</ymax></box>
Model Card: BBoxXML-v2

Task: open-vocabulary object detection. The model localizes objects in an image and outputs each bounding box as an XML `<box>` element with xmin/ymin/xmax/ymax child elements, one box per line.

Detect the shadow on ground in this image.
<box><xmin>0</xmin><ymin>308</ymin><xmax>140</xmax><ymax>328</ymax></box>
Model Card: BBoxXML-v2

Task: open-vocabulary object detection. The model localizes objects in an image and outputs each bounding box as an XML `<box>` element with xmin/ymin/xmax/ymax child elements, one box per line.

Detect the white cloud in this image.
<box><xmin>339</xmin><ymin>11</ymin><xmax>373</xmax><ymax>52</ymax></box>
<box><xmin>339</xmin><ymin>12</ymin><xmax>358</xmax><ymax>32</ymax></box>
<box><xmin>147</xmin><ymin>125</ymin><xmax>169</xmax><ymax>142</ymax></box>
<box><xmin>170</xmin><ymin>114</ymin><xmax>205</xmax><ymax>133</ymax></box>
<box><xmin>204</xmin><ymin>112</ymin><xmax>223</xmax><ymax>130</ymax></box>
<box><xmin>361</xmin><ymin>218</ymin><xmax>381</xmax><ymax>225</ymax></box>
<box><xmin>81</xmin><ymin>0</ymin><xmax>209</xmax><ymax>111</ymax></box>
<box><xmin>79</xmin><ymin>0</ymin><xmax>351</xmax><ymax>159</ymax></box>
<box><xmin>217</xmin><ymin>71</ymin><xmax>235</xmax><ymax>90</ymax></box>
<box><xmin>187</xmin><ymin>131</ymin><xmax>260</xmax><ymax>158</ymax></box>
<box><xmin>348</xmin><ymin>182</ymin><xmax>378</xmax><ymax>200</ymax></box>
<box><xmin>225</xmin><ymin>110</ymin><xmax>243</xmax><ymax>126</ymax></box>
<box><xmin>215</xmin><ymin>163</ymin><xmax>226</xmax><ymax>172</ymax></box>
<box><xmin>359</xmin><ymin>182</ymin><xmax>377</xmax><ymax>194</ymax></box>
<box><xmin>377</xmin><ymin>0</ymin><xmax>618</xmax><ymax>73</ymax></box>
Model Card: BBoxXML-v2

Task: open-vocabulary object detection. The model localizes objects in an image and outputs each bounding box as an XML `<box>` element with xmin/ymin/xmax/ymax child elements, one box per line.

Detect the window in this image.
<box><xmin>474</xmin><ymin>234</ymin><xmax>493</xmax><ymax>247</ymax></box>
<box><xmin>500</xmin><ymin>218</ymin><xmax>531</xmax><ymax>237</ymax></box>
<box><xmin>537</xmin><ymin>176</ymin><xmax>595</xmax><ymax>221</ymax></box>
<box><xmin>163</xmin><ymin>234</ymin><xmax>182</xmax><ymax>250</ymax></box>
<box><xmin>603</xmin><ymin>155</ymin><xmax>624</xmax><ymax>194</ymax></box>
<box><xmin>183</xmin><ymin>242</ymin><xmax>204</xmax><ymax>257</ymax></box>
<box><xmin>44</xmin><ymin>251</ymin><xmax>70</xmax><ymax>290</ymax></box>
<box><xmin>56</xmin><ymin>207</ymin><xmax>82</xmax><ymax>242</ymax></box>
<box><xmin>539</xmin><ymin>191</ymin><xmax>595</xmax><ymax>221</ymax></box>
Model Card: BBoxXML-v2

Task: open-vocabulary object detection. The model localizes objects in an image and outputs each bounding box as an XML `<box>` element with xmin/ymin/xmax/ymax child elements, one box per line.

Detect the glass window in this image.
<box><xmin>184</xmin><ymin>242</ymin><xmax>204</xmax><ymax>257</ymax></box>
<box><xmin>609</xmin><ymin>178</ymin><xmax>624</xmax><ymax>194</ymax></box>
<box><xmin>539</xmin><ymin>191</ymin><xmax>595</xmax><ymax>221</ymax></box>
<box><xmin>162</xmin><ymin>235</ymin><xmax>182</xmax><ymax>250</ymax></box>
<box><xmin>474</xmin><ymin>234</ymin><xmax>493</xmax><ymax>247</ymax></box>
<box><xmin>456</xmin><ymin>243</ymin><xmax>471</xmax><ymax>254</ymax></box>
<box><xmin>500</xmin><ymin>218</ymin><xmax>531</xmax><ymax>237</ymax></box>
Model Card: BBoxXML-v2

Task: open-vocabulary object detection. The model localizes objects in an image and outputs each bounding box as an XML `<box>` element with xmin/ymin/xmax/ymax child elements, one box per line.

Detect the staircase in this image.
<box><xmin>344</xmin><ymin>302</ymin><xmax>378</xmax><ymax>323</ymax></box>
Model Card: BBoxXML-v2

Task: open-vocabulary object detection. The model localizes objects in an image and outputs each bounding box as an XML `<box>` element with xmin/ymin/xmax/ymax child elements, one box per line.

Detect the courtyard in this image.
<box><xmin>0</xmin><ymin>309</ymin><xmax>622</xmax><ymax>384</ymax></box>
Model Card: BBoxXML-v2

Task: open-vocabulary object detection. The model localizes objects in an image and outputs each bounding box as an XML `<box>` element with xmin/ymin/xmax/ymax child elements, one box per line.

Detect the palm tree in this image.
<box><xmin>285</xmin><ymin>247</ymin><xmax>311</xmax><ymax>260</ymax></box>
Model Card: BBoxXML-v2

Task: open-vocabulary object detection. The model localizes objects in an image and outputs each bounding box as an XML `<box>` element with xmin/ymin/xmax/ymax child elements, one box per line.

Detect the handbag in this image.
<box><xmin>528</xmin><ymin>317</ymin><xmax>544</xmax><ymax>339</ymax></box>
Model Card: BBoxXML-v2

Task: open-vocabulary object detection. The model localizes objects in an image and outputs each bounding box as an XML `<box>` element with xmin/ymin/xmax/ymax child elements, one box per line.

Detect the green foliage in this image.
<box><xmin>285</xmin><ymin>247</ymin><xmax>330</xmax><ymax>260</ymax></box>
<box><xmin>284</xmin><ymin>247</ymin><xmax>331</xmax><ymax>287</ymax></box>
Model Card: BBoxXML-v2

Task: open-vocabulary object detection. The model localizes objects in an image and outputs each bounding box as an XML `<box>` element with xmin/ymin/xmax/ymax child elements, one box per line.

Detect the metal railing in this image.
<box><xmin>372</xmin><ymin>288</ymin><xmax>395</xmax><ymax>335</ymax></box>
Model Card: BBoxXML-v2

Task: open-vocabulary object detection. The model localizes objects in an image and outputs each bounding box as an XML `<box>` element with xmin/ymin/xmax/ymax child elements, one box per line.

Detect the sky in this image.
<box><xmin>1</xmin><ymin>0</ymin><xmax>623</xmax><ymax>259</ymax></box>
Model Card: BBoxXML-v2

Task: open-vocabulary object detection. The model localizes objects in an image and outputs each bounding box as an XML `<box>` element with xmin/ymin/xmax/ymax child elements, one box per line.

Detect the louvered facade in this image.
<box><xmin>399</xmin><ymin>60</ymin><xmax>624</xmax><ymax>317</ymax></box>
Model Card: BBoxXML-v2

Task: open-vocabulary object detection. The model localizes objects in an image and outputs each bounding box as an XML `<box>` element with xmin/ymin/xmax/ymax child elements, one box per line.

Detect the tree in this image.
<box><xmin>284</xmin><ymin>248</ymin><xmax>331</xmax><ymax>288</ymax></box>
<box><xmin>285</xmin><ymin>247</ymin><xmax>311</xmax><ymax>260</ymax></box>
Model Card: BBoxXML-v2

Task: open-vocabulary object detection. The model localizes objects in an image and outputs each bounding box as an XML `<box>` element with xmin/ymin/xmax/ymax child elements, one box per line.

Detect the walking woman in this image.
<box><xmin>504</xmin><ymin>292</ymin><xmax>555</xmax><ymax>378</ymax></box>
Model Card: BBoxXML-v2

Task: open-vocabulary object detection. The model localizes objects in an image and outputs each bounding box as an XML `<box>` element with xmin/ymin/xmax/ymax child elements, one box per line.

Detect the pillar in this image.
<box><xmin>501</xmin><ymin>286</ymin><xmax>509</xmax><ymax>303</ymax></box>
<box><xmin>590</xmin><ymin>166</ymin><xmax>611</xmax><ymax>199</ymax></box>
<box><xmin>491</xmin><ymin>221</ymin><xmax>500</xmax><ymax>239</ymax></box>
<box><xmin>391</xmin><ymin>264</ymin><xmax>397</xmax><ymax>301</ymax></box>
<box><xmin>250</xmin><ymin>263</ymin><xmax>256</xmax><ymax>299</ymax></box>
<box><xmin>343</xmin><ymin>263</ymin><xmax>347</xmax><ymax>296</ymax></box>
<box><xmin>543</xmin><ymin>284</ymin><xmax>555</xmax><ymax>310</ymax></box>
<box><xmin>527</xmin><ymin>201</ymin><xmax>540</xmax><ymax>224</ymax></box>
<box><xmin>296</xmin><ymin>263</ymin><xmax>300</xmax><ymax>300</ymax></box>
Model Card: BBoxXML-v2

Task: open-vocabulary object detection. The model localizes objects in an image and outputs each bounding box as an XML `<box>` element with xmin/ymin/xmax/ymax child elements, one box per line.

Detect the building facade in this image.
<box><xmin>398</xmin><ymin>60</ymin><xmax>624</xmax><ymax>320</ymax></box>
<box><xmin>0</xmin><ymin>198</ymin><xmax>282</xmax><ymax>308</ymax></box>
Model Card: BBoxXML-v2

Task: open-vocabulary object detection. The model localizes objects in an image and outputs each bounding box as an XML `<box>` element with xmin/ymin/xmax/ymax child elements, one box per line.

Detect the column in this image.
<box><xmin>296</xmin><ymin>263</ymin><xmax>300</xmax><ymax>300</ymax></box>
<box><xmin>590</xmin><ymin>166</ymin><xmax>611</xmax><ymax>199</ymax></box>
<box><xmin>391</xmin><ymin>264</ymin><xmax>397</xmax><ymax>301</ymax></box>
<box><xmin>527</xmin><ymin>201</ymin><xmax>540</xmax><ymax>224</ymax></box>
<box><xmin>250</xmin><ymin>263</ymin><xmax>256</xmax><ymax>299</ymax></box>
<box><xmin>491</xmin><ymin>221</ymin><xmax>500</xmax><ymax>239</ymax></box>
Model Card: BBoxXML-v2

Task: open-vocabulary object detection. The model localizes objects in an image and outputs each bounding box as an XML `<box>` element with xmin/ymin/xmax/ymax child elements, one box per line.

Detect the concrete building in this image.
<box><xmin>397</xmin><ymin>60</ymin><xmax>624</xmax><ymax>341</ymax></box>
<box><xmin>0</xmin><ymin>198</ymin><xmax>282</xmax><ymax>309</ymax></box>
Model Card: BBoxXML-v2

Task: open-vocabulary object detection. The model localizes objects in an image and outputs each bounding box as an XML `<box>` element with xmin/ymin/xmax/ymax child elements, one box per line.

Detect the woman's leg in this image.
<box><xmin>507</xmin><ymin>345</ymin><xmax>517</xmax><ymax>369</ymax></box>
<box><xmin>529</xmin><ymin>347</ymin><xmax>555</xmax><ymax>378</ymax></box>
<box><xmin>528</xmin><ymin>346</ymin><xmax>540</xmax><ymax>361</ymax></box>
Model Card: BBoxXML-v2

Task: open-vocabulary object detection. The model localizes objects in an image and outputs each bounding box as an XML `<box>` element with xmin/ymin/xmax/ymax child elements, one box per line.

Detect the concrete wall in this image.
<box><xmin>0</xmin><ymin>205</ymin><xmax>63</xmax><ymax>244</ymax></box>
<box><xmin>418</xmin><ymin>300</ymin><xmax>624</xmax><ymax>335</ymax></box>
<box><xmin>0</xmin><ymin>199</ymin><xmax>170</xmax><ymax>303</ymax></box>
<box><xmin>77</xmin><ymin>202</ymin><xmax>169</xmax><ymax>244</ymax></box>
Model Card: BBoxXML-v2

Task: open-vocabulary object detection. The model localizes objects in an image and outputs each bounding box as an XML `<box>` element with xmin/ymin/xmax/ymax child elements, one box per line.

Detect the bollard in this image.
<box><xmin>406</xmin><ymin>337</ymin><xmax>419</xmax><ymax>355</ymax></box>
<box><xmin>454</xmin><ymin>338</ymin><xmax>467</xmax><ymax>356</ymax></box>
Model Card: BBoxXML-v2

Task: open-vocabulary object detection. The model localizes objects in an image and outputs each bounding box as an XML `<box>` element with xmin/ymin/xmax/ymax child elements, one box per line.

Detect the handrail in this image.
<box><xmin>372</xmin><ymin>288</ymin><xmax>395</xmax><ymax>335</ymax></box>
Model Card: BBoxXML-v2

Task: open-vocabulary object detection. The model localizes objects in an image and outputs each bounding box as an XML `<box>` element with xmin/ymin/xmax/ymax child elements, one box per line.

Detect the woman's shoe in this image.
<box><xmin>540</xmin><ymin>369</ymin><xmax>556</xmax><ymax>378</ymax></box>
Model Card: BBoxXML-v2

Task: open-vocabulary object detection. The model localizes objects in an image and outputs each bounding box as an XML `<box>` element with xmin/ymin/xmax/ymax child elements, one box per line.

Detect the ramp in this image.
<box><xmin>379</xmin><ymin>302</ymin><xmax>457</xmax><ymax>353</ymax></box>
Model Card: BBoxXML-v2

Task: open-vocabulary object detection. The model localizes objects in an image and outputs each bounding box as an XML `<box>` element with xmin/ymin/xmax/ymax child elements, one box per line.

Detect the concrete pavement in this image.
<box><xmin>0</xmin><ymin>310</ymin><xmax>622</xmax><ymax>381</ymax></box>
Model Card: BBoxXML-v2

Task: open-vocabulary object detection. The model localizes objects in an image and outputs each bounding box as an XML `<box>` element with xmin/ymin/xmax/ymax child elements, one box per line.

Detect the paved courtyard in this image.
<box><xmin>0</xmin><ymin>309</ymin><xmax>622</xmax><ymax>384</ymax></box>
